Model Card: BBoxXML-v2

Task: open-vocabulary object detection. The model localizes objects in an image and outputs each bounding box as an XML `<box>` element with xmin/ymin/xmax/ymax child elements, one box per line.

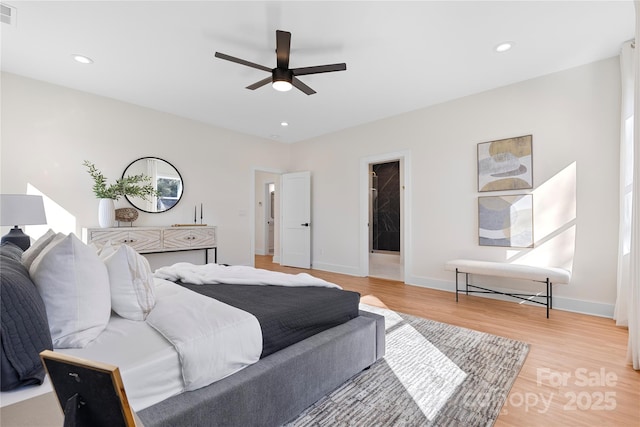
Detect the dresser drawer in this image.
<box><xmin>87</xmin><ymin>229</ymin><xmax>162</xmax><ymax>252</ymax></box>
<box><xmin>163</xmin><ymin>228</ymin><xmax>216</xmax><ymax>250</ymax></box>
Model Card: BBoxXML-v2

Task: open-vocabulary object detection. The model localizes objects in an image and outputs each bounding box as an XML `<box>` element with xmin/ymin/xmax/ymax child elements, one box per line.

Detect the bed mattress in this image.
<box><xmin>176</xmin><ymin>283</ymin><xmax>361</xmax><ymax>357</ymax></box>
<box><xmin>0</xmin><ymin>314</ymin><xmax>182</xmax><ymax>412</ymax></box>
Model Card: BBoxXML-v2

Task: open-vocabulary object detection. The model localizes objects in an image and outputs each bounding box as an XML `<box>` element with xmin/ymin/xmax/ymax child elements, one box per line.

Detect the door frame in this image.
<box><xmin>359</xmin><ymin>150</ymin><xmax>412</xmax><ymax>280</ymax></box>
<box><xmin>250</xmin><ymin>167</ymin><xmax>286</xmax><ymax>267</ymax></box>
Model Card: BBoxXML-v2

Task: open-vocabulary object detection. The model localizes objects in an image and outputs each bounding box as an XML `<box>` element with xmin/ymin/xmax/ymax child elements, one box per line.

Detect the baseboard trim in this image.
<box><xmin>312</xmin><ymin>262</ymin><xmax>361</xmax><ymax>277</ymax></box>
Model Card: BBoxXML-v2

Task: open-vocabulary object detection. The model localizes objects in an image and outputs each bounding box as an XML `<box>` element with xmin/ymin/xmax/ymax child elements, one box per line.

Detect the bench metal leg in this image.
<box><xmin>547</xmin><ymin>279</ymin><xmax>554</xmax><ymax>318</ymax></box>
<box><xmin>547</xmin><ymin>279</ymin><xmax>551</xmax><ymax>319</ymax></box>
<box><xmin>452</xmin><ymin>270</ymin><xmax>554</xmax><ymax>317</ymax></box>
<box><xmin>465</xmin><ymin>273</ymin><xmax>469</xmax><ymax>295</ymax></box>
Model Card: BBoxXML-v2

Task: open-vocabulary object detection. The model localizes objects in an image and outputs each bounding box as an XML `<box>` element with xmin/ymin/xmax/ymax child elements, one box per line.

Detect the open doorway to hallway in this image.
<box><xmin>253</xmin><ymin>170</ymin><xmax>281</xmax><ymax>265</ymax></box>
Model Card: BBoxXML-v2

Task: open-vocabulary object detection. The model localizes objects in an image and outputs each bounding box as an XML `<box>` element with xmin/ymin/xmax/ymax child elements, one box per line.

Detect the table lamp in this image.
<box><xmin>1</xmin><ymin>194</ymin><xmax>47</xmax><ymax>250</ymax></box>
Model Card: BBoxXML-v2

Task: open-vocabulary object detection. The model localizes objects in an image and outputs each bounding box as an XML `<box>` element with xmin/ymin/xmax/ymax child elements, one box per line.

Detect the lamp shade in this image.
<box><xmin>0</xmin><ymin>194</ymin><xmax>47</xmax><ymax>226</ymax></box>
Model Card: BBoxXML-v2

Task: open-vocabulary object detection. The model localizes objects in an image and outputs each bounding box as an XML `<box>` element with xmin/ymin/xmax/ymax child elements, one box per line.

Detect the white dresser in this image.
<box><xmin>82</xmin><ymin>225</ymin><xmax>217</xmax><ymax>263</ymax></box>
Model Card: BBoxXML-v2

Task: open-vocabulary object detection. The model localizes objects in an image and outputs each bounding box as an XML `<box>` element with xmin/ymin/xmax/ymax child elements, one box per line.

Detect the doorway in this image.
<box><xmin>265</xmin><ymin>182</ymin><xmax>275</xmax><ymax>255</ymax></box>
<box><xmin>253</xmin><ymin>169</ymin><xmax>282</xmax><ymax>265</ymax></box>
<box><xmin>361</xmin><ymin>151</ymin><xmax>410</xmax><ymax>282</ymax></box>
<box><xmin>370</xmin><ymin>161</ymin><xmax>401</xmax><ymax>253</ymax></box>
<box><xmin>369</xmin><ymin>161</ymin><xmax>402</xmax><ymax>280</ymax></box>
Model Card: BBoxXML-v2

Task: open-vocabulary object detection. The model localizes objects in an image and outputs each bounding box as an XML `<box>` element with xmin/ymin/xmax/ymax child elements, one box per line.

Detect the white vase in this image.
<box><xmin>98</xmin><ymin>198</ymin><xmax>116</xmax><ymax>228</ymax></box>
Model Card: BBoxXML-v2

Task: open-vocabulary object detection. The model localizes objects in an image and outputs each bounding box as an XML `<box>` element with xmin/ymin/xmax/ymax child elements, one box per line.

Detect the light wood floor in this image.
<box><xmin>255</xmin><ymin>255</ymin><xmax>640</xmax><ymax>427</ymax></box>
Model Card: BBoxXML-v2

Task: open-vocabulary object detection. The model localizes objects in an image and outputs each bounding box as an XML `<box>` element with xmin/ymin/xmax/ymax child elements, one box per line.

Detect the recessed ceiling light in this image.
<box><xmin>495</xmin><ymin>42</ymin><xmax>514</xmax><ymax>53</ymax></box>
<box><xmin>72</xmin><ymin>54</ymin><xmax>93</xmax><ymax>64</ymax></box>
<box><xmin>280</xmin><ymin>122</ymin><xmax>289</xmax><ymax>127</ymax></box>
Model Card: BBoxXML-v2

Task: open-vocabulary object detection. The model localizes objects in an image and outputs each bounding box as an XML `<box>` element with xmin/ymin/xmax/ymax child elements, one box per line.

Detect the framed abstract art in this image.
<box><xmin>478</xmin><ymin>135</ymin><xmax>532</xmax><ymax>192</ymax></box>
<box><xmin>478</xmin><ymin>194</ymin><xmax>533</xmax><ymax>248</ymax></box>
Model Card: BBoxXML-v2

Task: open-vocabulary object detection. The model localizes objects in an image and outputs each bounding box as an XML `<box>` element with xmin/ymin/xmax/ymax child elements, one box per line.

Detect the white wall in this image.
<box><xmin>290</xmin><ymin>57</ymin><xmax>621</xmax><ymax>317</ymax></box>
<box><xmin>1</xmin><ymin>56</ymin><xmax>622</xmax><ymax>317</ymax></box>
<box><xmin>0</xmin><ymin>72</ymin><xmax>292</xmax><ymax>266</ymax></box>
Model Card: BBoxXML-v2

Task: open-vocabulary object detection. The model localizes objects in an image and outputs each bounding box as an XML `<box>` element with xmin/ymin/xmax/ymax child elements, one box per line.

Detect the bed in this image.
<box><xmin>1</xmin><ymin>235</ymin><xmax>385</xmax><ymax>426</ymax></box>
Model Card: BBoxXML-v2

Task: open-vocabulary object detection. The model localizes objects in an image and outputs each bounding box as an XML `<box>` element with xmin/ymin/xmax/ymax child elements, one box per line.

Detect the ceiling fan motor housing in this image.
<box><xmin>273</xmin><ymin>67</ymin><xmax>293</xmax><ymax>84</ymax></box>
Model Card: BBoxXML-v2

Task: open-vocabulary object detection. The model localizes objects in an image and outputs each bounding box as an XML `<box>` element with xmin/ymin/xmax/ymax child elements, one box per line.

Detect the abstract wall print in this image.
<box><xmin>478</xmin><ymin>135</ymin><xmax>532</xmax><ymax>192</ymax></box>
<box><xmin>478</xmin><ymin>195</ymin><xmax>533</xmax><ymax>248</ymax></box>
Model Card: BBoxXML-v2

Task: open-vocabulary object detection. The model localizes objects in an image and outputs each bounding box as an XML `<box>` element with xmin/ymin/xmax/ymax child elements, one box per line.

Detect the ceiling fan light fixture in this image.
<box><xmin>272</xmin><ymin>80</ymin><xmax>293</xmax><ymax>92</ymax></box>
<box><xmin>272</xmin><ymin>68</ymin><xmax>293</xmax><ymax>92</ymax></box>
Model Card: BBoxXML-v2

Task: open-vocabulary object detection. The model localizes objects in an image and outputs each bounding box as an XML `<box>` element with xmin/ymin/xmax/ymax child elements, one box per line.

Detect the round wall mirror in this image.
<box><xmin>122</xmin><ymin>157</ymin><xmax>183</xmax><ymax>213</ymax></box>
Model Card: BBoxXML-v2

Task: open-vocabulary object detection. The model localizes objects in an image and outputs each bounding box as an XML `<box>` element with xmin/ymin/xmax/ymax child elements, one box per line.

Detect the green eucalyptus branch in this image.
<box><xmin>83</xmin><ymin>160</ymin><xmax>159</xmax><ymax>201</ymax></box>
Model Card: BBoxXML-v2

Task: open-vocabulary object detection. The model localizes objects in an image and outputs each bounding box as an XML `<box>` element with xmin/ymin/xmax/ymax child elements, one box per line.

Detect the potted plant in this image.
<box><xmin>83</xmin><ymin>160</ymin><xmax>158</xmax><ymax>228</ymax></box>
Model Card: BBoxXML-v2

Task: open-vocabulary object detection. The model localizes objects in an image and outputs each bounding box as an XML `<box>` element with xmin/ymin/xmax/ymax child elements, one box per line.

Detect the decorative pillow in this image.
<box><xmin>1</xmin><ymin>240</ymin><xmax>23</xmax><ymax>262</ymax></box>
<box><xmin>98</xmin><ymin>242</ymin><xmax>156</xmax><ymax>320</ymax></box>
<box><xmin>29</xmin><ymin>233</ymin><xmax>111</xmax><ymax>348</ymax></box>
<box><xmin>0</xmin><ymin>242</ymin><xmax>53</xmax><ymax>390</ymax></box>
<box><xmin>21</xmin><ymin>229</ymin><xmax>59</xmax><ymax>270</ymax></box>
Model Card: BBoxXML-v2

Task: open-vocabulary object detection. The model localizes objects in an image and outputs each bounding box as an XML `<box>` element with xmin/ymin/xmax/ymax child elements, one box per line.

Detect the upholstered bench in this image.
<box><xmin>445</xmin><ymin>259</ymin><xmax>572</xmax><ymax>317</ymax></box>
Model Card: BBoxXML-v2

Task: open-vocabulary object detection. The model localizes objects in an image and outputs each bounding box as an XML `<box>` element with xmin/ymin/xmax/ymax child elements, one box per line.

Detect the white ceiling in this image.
<box><xmin>1</xmin><ymin>1</ymin><xmax>634</xmax><ymax>143</ymax></box>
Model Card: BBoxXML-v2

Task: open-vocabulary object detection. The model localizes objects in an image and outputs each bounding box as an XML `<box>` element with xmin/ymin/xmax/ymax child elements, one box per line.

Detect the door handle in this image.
<box><xmin>301</xmin><ymin>223</ymin><xmax>310</xmax><ymax>227</ymax></box>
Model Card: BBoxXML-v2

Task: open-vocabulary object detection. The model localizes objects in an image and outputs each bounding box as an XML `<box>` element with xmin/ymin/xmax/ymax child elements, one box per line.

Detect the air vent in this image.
<box><xmin>1</xmin><ymin>3</ymin><xmax>16</xmax><ymax>26</ymax></box>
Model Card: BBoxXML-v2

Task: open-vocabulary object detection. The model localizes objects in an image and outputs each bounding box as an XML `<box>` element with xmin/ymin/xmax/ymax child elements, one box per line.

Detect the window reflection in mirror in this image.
<box><xmin>123</xmin><ymin>157</ymin><xmax>183</xmax><ymax>213</ymax></box>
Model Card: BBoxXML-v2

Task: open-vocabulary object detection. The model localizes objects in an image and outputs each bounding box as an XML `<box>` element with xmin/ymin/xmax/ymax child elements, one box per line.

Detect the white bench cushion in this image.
<box><xmin>445</xmin><ymin>259</ymin><xmax>571</xmax><ymax>284</ymax></box>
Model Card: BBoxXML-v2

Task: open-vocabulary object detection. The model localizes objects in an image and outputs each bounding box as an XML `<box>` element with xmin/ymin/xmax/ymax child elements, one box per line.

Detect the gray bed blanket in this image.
<box><xmin>176</xmin><ymin>283</ymin><xmax>360</xmax><ymax>358</ymax></box>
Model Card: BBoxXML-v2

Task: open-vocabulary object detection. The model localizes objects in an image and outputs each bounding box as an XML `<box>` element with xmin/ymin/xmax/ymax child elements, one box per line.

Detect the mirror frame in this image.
<box><xmin>122</xmin><ymin>157</ymin><xmax>184</xmax><ymax>214</ymax></box>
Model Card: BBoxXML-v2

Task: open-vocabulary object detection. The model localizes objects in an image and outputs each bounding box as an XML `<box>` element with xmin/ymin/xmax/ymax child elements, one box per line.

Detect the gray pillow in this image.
<box><xmin>0</xmin><ymin>242</ymin><xmax>53</xmax><ymax>390</ymax></box>
<box><xmin>1</xmin><ymin>241</ymin><xmax>22</xmax><ymax>262</ymax></box>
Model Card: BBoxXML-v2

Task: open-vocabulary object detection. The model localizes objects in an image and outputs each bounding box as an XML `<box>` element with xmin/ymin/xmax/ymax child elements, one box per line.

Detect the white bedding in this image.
<box><xmin>1</xmin><ymin>311</ymin><xmax>182</xmax><ymax>412</ymax></box>
<box><xmin>154</xmin><ymin>262</ymin><xmax>341</xmax><ymax>288</ymax></box>
<box><xmin>1</xmin><ymin>278</ymin><xmax>263</xmax><ymax>412</ymax></box>
<box><xmin>146</xmin><ymin>278</ymin><xmax>262</xmax><ymax>391</ymax></box>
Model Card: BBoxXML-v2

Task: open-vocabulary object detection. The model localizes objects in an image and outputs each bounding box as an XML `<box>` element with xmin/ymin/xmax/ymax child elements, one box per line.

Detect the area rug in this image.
<box><xmin>286</xmin><ymin>304</ymin><xmax>529</xmax><ymax>427</ymax></box>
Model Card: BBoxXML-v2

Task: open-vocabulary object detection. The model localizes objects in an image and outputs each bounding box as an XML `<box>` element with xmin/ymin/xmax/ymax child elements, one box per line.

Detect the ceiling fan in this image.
<box><xmin>214</xmin><ymin>30</ymin><xmax>347</xmax><ymax>95</ymax></box>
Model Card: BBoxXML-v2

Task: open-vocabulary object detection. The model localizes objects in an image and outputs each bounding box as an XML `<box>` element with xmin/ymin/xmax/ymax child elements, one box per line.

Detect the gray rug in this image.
<box><xmin>287</xmin><ymin>305</ymin><xmax>529</xmax><ymax>427</ymax></box>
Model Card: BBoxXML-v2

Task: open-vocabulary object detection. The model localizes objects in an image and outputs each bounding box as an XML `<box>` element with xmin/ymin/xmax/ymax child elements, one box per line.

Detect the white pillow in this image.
<box><xmin>29</xmin><ymin>233</ymin><xmax>111</xmax><ymax>348</ymax></box>
<box><xmin>98</xmin><ymin>242</ymin><xmax>156</xmax><ymax>321</ymax></box>
<box><xmin>21</xmin><ymin>229</ymin><xmax>59</xmax><ymax>270</ymax></box>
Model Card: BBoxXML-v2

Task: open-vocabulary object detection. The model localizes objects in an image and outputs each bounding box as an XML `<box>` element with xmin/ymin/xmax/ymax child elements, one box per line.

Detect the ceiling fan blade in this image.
<box><xmin>292</xmin><ymin>63</ymin><xmax>347</xmax><ymax>76</ymax></box>
<box><xmin>246</xmin><ymin>76</ymin><xmax>273</xmax><ymax>90</ymax></box>
<box><xmin>276</xmin><ymin>30</ymin><xmax>291</xmax><ymax>69</ymax></box>
<box><xmin>291</xmin><ymin>77</ymin><xmax>316</xmax><ymax>95</ymax></box>
<box><xmin>215</xmin><ymin>52</ymin><xmax>271</xmax><ymax>73</ymax></box>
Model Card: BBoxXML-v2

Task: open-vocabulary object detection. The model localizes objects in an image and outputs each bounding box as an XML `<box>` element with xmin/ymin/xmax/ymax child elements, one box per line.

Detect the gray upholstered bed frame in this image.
<box><xmin>138</xmin><ymin>310</ymin><xmax>385</xmax><ymax>427</ymax></box>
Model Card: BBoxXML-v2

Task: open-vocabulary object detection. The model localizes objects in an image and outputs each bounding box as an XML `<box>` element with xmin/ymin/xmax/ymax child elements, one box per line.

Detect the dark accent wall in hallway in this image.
<box><xmin>372</xmin><ymin>161</ymin><xmax>400</xmax><ymax>252</ymax></box>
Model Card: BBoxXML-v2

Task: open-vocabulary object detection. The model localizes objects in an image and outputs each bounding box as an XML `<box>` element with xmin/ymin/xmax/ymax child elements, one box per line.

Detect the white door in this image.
<box><xmin>281</xmin><ymin>171</ymin><xmax>311</xmax><ymax>268</ymax></box>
